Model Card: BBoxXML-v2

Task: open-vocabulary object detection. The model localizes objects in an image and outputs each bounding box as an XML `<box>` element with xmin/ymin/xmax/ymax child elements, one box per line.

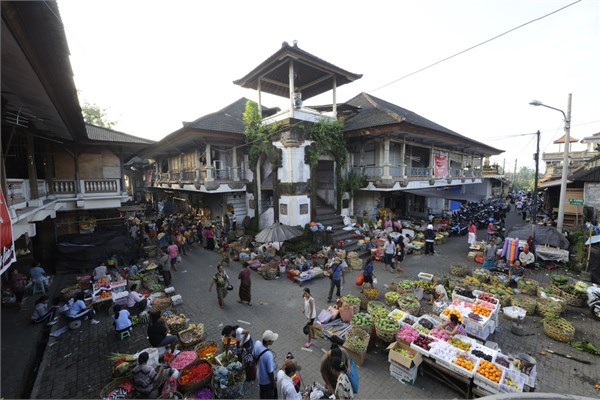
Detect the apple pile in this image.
<box><xmin>413</xmin><ymin>334</ymin><xmax>436</xmax><ymax>351</ymax></box>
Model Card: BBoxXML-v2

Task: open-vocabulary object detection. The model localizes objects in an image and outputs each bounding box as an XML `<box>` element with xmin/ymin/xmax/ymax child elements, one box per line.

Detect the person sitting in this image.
<box><xmin>29</xmin><ymin>262</ymin><xmax>49</xmax><ymax>290</ymax></box>
<box><xmin>112</xmin><ymin>304</ymin><xmax>132</xmax><ymax>334</ymax></box>
<box><xmin>440</xmin><ymin>314</ymin><xmax>467</xmax><ymax>337</ymax></box>
<box><xmin>93</xmin><ymin>263</ymin><xmax>110</xmax><ymax>282</ymax></box>
<box><xmin>403</xmin><ymin>234</ymin><xmax>414</xmax><ymax>255</ymax></box>
<box><xmin>508</xmin><ymin>260</ymin><xmax>526</xmax><ymax>285</ymax></box>
<box><xmin>127</xmin><ymin>284</ymin><xmax>148</xmax><ymax>315</ymax></box>
<box><xmin>427</xmin><ymin>276</ymin><xmax>449</xmax><ymax>305</ymax></box>
<box><xmin>519</xmin><ymin>246</ymin><xmax>535</xmax><ymax>269</ymax></box>
<box><xmin>147</xmin><ymin>310</ymin><xmax>177</xmax><ymax>352</ymax></box>
<box><xmin>67</xmin><ymin>292</ymin><xmax>100</xmax><ymax>324</ymax></box>
<box><xmin>493</xmin><ymin>257</ymin><xmax>509</xmax><ymax>273</ymax></box>
<box><xmin>132</xmin><ymin>351</ymin><xmax>164</xmax><ymax>399</ymax></box>
<box><xmin>31</xmin><ymin>295</ymin><xmax>58</xmax><ymax>326</ymax></box>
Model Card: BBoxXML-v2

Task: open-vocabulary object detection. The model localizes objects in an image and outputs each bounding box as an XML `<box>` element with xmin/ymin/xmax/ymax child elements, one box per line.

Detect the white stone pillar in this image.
<box><xmin>383</xmin><ymin>137</ymin><xmax>391</xmax><ymax>179</ymax></box>
<box><xmin>401</xmin><ymin>142</ymin><xmax>407</xmax><ymax>177</ymax></box>
<box><xmin>205</xmin><ymin>144</ymin><xmax>213</xmax><ymax>181</ymax></box>
<box><xmin>232</xmin><ymin>146</ymin><xmax>239</xmax><ymax>181</ymax></box>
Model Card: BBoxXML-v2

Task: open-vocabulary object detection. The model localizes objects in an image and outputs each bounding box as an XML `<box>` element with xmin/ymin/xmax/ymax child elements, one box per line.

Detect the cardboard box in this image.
<box><xmin>389</xmin><ymin>361</ymin><xmax>418</xmax><ymax>385</ymax></box>
<box><xmin>343</xmin><ymin>345</ymin><xmax>366</xmax><ymax>366</ymax></box>
<box><xmin>386</xmin><ymin>341</ymin><xmax>423</xmax><ymax>369</ymax></box>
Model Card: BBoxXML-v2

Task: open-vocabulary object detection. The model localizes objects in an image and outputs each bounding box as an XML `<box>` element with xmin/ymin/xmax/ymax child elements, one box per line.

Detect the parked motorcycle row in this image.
<box><xmin>447</xmin><ymin>199</ymin><xmax>511</xmax><ymax>236</ymax></box>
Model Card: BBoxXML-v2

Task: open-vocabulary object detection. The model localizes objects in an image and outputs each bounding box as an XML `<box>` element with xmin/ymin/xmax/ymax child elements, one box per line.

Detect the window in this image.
<box><xmin>280</xmin><ymin>204</ymin><xmax>288</xmax><ymax>215</ymax></box>
<box><xmin>300</xmin><ymin>204</ymin><xmax>309</xmax><ymax>214</ymax></box>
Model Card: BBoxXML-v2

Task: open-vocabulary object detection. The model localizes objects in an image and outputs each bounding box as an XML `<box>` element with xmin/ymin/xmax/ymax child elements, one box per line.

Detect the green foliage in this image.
<box><xmin>305</xmin><ymin>119</ymin><xmax>347</xmax><ymax>167</ymax></box>
<box><xmin>340</xmin><ymin>170</ymin><xmax>367</xmax><ymax>198</ymax></box>
<box><xmin>81</xmin><ymin>101</ymin><xmax>116</xmax><ymax>128</ymax></box>
<box><xmin>507</xmin><ymin>166</ymin><xmax>536</xmax><ymax>191</ymax></box>
<box><xmin>243</xmin><ymin>101</ymin><xmax>278</xmax><ymax>168</ymax></box>
<box><xmin>567</xmin><ymin>229</ymin><xmax>586</xmax><ymax>268</ymax></box>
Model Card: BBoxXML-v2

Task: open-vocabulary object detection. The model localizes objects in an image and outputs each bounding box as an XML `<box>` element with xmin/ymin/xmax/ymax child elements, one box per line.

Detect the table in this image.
<box><xmin>535</xmin><ymin>245</ymin><xmax>569</xmax><ymax>264</ymax></box>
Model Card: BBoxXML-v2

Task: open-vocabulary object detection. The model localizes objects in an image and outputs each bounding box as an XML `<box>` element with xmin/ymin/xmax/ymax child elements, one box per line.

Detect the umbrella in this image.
<box><xmin>255</xmin><ymin>222</ymin><xmax>303</xmax><ymax>243</ymax></box>
<box><xmin>506</xmin><ymin>223</ymin><xmax>569</xmax><ymax>250</ymax></box>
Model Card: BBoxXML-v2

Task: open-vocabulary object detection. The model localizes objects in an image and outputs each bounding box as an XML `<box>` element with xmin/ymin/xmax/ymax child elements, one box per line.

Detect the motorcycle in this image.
<box><xmin>587</xmin><ymin>284</ymin><xmax>600</xmax><ymax>320</ymax></box>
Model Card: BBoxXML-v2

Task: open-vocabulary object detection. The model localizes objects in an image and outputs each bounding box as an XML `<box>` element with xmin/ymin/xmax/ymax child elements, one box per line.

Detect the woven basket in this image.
<box><xmin>211</xmin><ymin>370</ymin><xmax>245</xmax><ymax>399</ymax></box>
<box><xmin>517</xmin><ymin>279</ymin><xmax>539</xmax><ymax>296</ymax></box>
<box><xmin>195</xmin><ymin>340</ymin><xmax>219</xmax><ymax>361</ymax></box>
<box><xmin>128</xmin><ymin>279</ymin><xmax>142</xmax><ymax>290</ymax></box>
<box><xmin>397</xmin><ymin>294</ymin><xmax>421</xmax><ymax>316</ymax></box>
<box><xmin>447</xmin><ymin>278</ymin><xmax>463</xmax><ymax>290</ymax></box>
<box><xmin>351</xmin><ymin>312</ymin><xmax>373</xmax><ymax>332</ymax></box>
<box><xmin>165</xmin><ymin>313</ymin><xmax>188</xmax><ymax>333</ymax></box>
<box><xmin>384</xmin><ymin>291</ymin><xmax>400</xmax><ymax>306</ymax></box>
<box><xmin>262</xmin><ymin>268</ymin><xmax>277</xmax><ymax>280</ymax></box>
<box><xmin>450</xmin><ymin>263</ymin><xmax>468</xmax><ymax>277</ymax></box>
<box><xmin>543</xmin><ymin>318</ymin><xmax>575</xmax><ymax>342</ymax></box>
<box><xmin>99</xmin><ymin>377</ymin><xmax>134</xmax><ymax>399</ymax></box>
<box><xmin>142</xmin><ymin>274</ymin><xmax>159</xmax><ymax>289</ymax></box>
<box><xmin>536</xmin><ymin>298</ymin><xmax>565</xmax><ymax>316</ymax></box>
<box><xmin>547</xmin><ymin>285</ymin><xmax>586</xmax><ymax>308</ymax></box>
<box><xmin>178</xmin><ymin>360</ymin><xmax>213</xmax><ymax>394</ymax></box>
<box><xmin>374</xmin><ymin>317</ymin><xmax>398</xmax><ymax>343</ymax></box>
<box><xmin>151</xmin><ymin>297</ymin><xmax>172</xmax><ymax>312</ymax></box>
<box><xmin>490</xmin><ymin>272</ymin><xmax>509</xmax><ymax>286</ymax></box>
<box><xmin>359</xmin><ymin>296</ymin><xmax>369</xmax><ymax>311</ymax></box>
<box><xmin>363</xmin><ymin>288</ymin><xmax>380</xmax><ymax>300</ymax></box>
<box><xmin>510</xmin><ymin>295</ymin><xmax>537</xmax><ymax>315</ymax></box>
<box><xmin>472</xmin><ymin>269</ymin><xmax>490</xmax><ymax>283</ymax></box>
<box><xmin>550</xmin><ymin>275</ymin><xmax>570</xmax><ymax>286</ymax></box>
<box><xmin>367</xmin><ymin>301</ymin><xmax>387</xmax><ymax>316</ymax></box>
<box><xmin>179</xmin><ymin>323</ymin><xmax>205</xmax><ymax>348</ymax></box>
<box><xmin>345</xmin><ymin>326</ymin><xmax>370</xmax><ymax>353</ymax></box>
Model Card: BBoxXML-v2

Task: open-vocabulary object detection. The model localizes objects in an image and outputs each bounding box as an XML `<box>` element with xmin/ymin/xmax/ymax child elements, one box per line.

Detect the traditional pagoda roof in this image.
<box><xmin>233</xmin><ymin>41</ymin><xmax>362</xmax><ymax>100</ymax></box>
<box><xmin>553</xmin><ymin>134</ymin><xmax>579</xmax><ymax>144</ymax></box>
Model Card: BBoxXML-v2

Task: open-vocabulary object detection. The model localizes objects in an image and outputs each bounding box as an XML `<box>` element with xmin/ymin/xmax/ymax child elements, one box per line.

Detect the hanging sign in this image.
<box><xmin>434</xmin><ymin>155</ymin><xmax>448</xmax><ymax>178</ymax></box>
<box><xmin>1</xmin><ymin>189</ymin><xmax>17</xmax><ymax>275</ymax></box>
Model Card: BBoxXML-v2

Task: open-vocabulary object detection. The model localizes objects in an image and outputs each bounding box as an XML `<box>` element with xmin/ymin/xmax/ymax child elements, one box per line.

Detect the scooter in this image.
<box><xmin>587</xmin><ymin>284</ymin><xmax>600</xmax><ymax>320</ymax></box>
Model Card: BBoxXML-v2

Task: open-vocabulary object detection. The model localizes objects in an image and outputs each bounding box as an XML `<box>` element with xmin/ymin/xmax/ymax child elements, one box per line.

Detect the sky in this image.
<box><xmin>57</xmin><ymin>0</ymin><xmax>600</xmax><ymax>172</ymax></box>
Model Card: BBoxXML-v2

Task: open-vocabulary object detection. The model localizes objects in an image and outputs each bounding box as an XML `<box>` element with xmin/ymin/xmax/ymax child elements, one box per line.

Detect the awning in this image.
<box><xmin>403</xmin><ymin>188</ymin><xmax>485</xmax><ymax>202</ymax></box>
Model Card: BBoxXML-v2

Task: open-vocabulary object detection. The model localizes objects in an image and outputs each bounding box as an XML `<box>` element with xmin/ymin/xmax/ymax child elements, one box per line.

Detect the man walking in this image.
<box><xmin>254</xmin><ymin>330</ymin><xmax>279</xmax><ymax>399</ymax></box>
<box><xmin>167</xmin><ymin>241</ymin><xmax>179</xmax><ymax>272</ymax></box>
<box><xmin>327</xmin><ymin>257</ymin><xmax>345</xmax><ymax>303</ymax></box>
<box><xmin>482</xmin><ymin>239</ymin><xmax>497</xmax><ymax>270</ymax></box>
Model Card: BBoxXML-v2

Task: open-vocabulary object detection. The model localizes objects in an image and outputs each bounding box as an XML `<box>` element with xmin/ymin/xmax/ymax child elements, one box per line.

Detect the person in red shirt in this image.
<box><xmin>237</xmin><ymin>262</ymin><xmax>252</xmax><ymax>306</ymax></box>
<box><xmin>167</xmin><ymin>242</ymin><xmax>179</xmax><ymax>271</ymax></box>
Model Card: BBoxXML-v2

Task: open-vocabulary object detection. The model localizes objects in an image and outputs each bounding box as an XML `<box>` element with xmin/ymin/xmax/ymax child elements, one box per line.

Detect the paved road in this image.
<box><xmin>27</xmin><ymin>208</ymin><xmax>600</xmax><ymax>399</ymax></box>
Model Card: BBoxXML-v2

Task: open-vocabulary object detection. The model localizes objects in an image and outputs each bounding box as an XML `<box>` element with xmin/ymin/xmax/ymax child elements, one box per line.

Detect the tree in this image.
<box><xmin>81</xmin><ymin>101</ymin><xmax>116</xmax><ymax>128</ymax></box>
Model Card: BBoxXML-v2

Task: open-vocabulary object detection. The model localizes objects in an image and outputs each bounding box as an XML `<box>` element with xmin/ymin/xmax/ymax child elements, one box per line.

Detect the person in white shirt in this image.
<box><xmin>276</xmin><ymin>359</ymin><xmax>301</xmax><ymax>400</ymax></box>
<box><xmin>93</xmin><ymin>264</ymin><xmax>109</xmax><ymax>281</ymax></box>
<box><xmin>519</xmin><ymin>246</ymin><xmax>535</xmax><ymax>269</ymax></box>
<box><xmin>127</xmin><ymin>284</ymin><xmax>148</xmax><ymax>315</ymax></box>
<box><xmin>112</xmin><ymin>304</ymin><xmax>132</xmax><ymax>333</ymax></box>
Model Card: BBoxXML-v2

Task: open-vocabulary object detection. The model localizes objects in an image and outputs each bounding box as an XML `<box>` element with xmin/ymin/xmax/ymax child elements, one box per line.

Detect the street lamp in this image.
<box><xmin>529</xmin><ymin>94</ymin><xmax>572</xmax><ymax>233</ymax></box>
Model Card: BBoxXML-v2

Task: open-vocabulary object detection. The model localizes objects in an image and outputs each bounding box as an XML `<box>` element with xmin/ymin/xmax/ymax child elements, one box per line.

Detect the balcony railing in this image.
<box><xmin>351</xmin><ymin>166</ymin><xmax>383</xmax><ymax>178</ymax></box>
<box><xmin>182</xmin><ymin>170</ymin><xmax>196</xmax><ymax>181</ymax></box>
<box><xmin>389</xmin><ymin>166</ymin><xmax>403</xmax><ymax>177</ymax></box>
<box><xmin>407</xmin><ymin>167</ymin><xmax>432</xmax><ymax>177</ymax></box>
<box><xmin>449</xmin><ymin>168</ymin><xmax>462</xmax><ymax>177</ymax></box>
<box><xmin>214</xmin><ymin>168</ymin><xmax>231</xmax><ymax>180</ymax></box>
<box><xmin>83</xmin><ymin>179</ymin><xmax>119</xmax><ymax>193</ymax></box>
<box><xmin>53</xmin><ymin>180</ymin><xmax>76</xmax><ymax>194</ymax></box>
<box><xmin>170</xmin><ymin>171</ymin><xmax>181</xmax><ymax>180</ymax></box>
<box><xmin>6</xmin><ymin>179</ymin><xmax>27</xmax><ymax>206</ymax></box>
<box><xmin>464</xmin><ymin>170</ymin><xmax>474</xmax><ymax>177</ymax></box>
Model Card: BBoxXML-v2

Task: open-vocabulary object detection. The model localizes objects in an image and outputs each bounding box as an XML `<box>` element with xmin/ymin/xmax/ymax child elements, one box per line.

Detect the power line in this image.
<box><xmin>369</xmin><ymin>0</ymin><xmax>582</xmax><ymax>93</ymax></box>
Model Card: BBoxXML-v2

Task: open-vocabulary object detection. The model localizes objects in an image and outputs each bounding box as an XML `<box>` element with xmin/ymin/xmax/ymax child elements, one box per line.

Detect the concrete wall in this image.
<box><xmin>79</xmin><ymin>151</ymin><xmax>120</xmax><ymax>179</ymax></box>
<box><xmin>54</xmin><ymin>152</ymin><xmax>75</xmax><ymax>178</ymax></box>
<box><xmin>278</xmin><ymin>195</ymin><xmax>310</xmax><ymax>227</ymax></box>
<box><xmin>584</xmin><ymin>182</ymin><xmax>600</xmax><ymax>219</ymax></box>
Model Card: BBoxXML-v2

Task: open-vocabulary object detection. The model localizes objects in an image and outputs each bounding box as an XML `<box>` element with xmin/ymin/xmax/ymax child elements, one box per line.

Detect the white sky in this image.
<box><xmin>58</xmin><ymin>0</ymin><xmax>600</xmax><ymax>171</ymax></box>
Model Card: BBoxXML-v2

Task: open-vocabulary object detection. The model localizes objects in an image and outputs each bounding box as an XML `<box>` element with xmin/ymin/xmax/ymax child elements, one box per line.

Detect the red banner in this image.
<box><xmin>434</xmin><ymin>155</ymin><xmax>448</xmax><ymax>178</ymax></box>
<box><xmin>1</xmin><ymin>189</ymin><xmax>16</xmax><ymax>274</ymax></box>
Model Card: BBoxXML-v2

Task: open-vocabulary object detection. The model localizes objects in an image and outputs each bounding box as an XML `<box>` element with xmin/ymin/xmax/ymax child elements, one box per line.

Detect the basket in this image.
<box><xmin>374</xmin><ymin>317</ymin><xmax>398</xmax><ymax>343</ymax></box>
<box><xmin>359</xmin><ymin>295</ymin><xmax>369</xmax><ymax>311</ymax></box>
<box><xmin>211</xmin><ymin>373</ymin><xmax>245</xmax><ymax>399</ymax></box>
<box><xmin>169</xmin><ymin>351</ymin><xmax>198</xmax><ymax>370</ymax></box>
<box><xmin>99</xmin><ymin>377</ymin><xmax>134</xmax><ymax>399</ymax></box>
<box><xmin>165</xmin><ymin>313</ymin><xmax>188</xmax><ymax>333</ymax></box>
<box><xmin>447</xmin><ymin>278</ymin><xmax>463</xmax><ymax>290</ymax></box>
<box><xmin>384</xmin><ymin>291</ymin><xmax>400</xmax><ymax>306</ymax></box>
<box><xmin>550</xmin><ymin>274</ymin><xmax>570</xmax><ymax>286</ymax></box>
<box><xmin>179</xmin><ymin>323</ymin><xmax>205</xmax><ymax>347</ymax></box>
<box><xmin>60</xmin><ymin>285</ymin><xmax>80</xmax><ymax>302</ymax></box>
<box><xmin>547</xmin><ymin>285</ymin><xmax>586</xmax><ymax>308</ymax></box>
<box><xmin>397</xmin><ymin>294</ymin><xmax>421</xmax><ymax>316</ymax></box>
<box><xmin>159</xmin><ymin>391</ymin><xmax>183</xmax><ymax>399</ymax></box>
<box><xmin>178</xmin><ymin>360</ymin><xmax>213</xmax><ymax>394</ymax></box>
<box><xmin>344</xmin><ymin>326</ymin><xmax>370</xmax><ymax>353</ymax></box>
<box><xmin>142</xmin><ymin>273</ymin><xmax>160</xmax><ymax>290</ymax></box>
<box><xmin>517</xmin><ymin>279</ymin><xmax>539</xmax><ymax>296</ymax></box>
<box><xmin>472</xmin><ymin>269</ymin><xmax>490</xmax><ymax>283</ymax></box>
<box><xmin>183</xmin><ymin>389</ymin><xmax>212</xmax><ymax>400</ymax></box>
<box><xmin>128</xmin><ymin>279</ymin><xmax>142</xmax><ymax>290</ymax></box>
<box><xmin>490</xmin><ymin>272</ymin><xmax>509</xmax><ymax>286</ymax></box>
<box><xmin>367</xmin><ymin>301</ymin><xmax>387</xmax><ymax>317</ymax></box>
<box><xmin>195</xmin><ymin>340</ymin><xmax>219</xmax><ymax>361</ymax></box>
<box><xmin>510</xmin><ymin>295</ymin><xmax>537</xmax><ymax>315</ymax></box>
<box><xmin>363</xmin><ymin>287</ymin><xmax>380</xmax><ymax>300</ymax></box>
<box><xmin>543</xmin><ymin>318</ymin><xmax>575</xmax><ymax>342</ymax></box>
<box><xmin>450</xmin><ymin>263</ymin><xmax>468</xmax><ymax>277</ymax></box>
<box><xmin>151</xmin><ymin>297</ymin><xmax>172</xmax><ymax>312</ymax></box>
<box><xmin>536</xmin><ymin>297</ymin><xmax>565</xmax><ymax>316</ymax></box>
<box><xmin>262</xmin><ymin>268</ymin><xmax>277</xmax><ymax>280</ymax></box>
<box><xmin>351</xmin><ymin>312</ymin><xmax>373</xmax><ymax>332</ymax></box>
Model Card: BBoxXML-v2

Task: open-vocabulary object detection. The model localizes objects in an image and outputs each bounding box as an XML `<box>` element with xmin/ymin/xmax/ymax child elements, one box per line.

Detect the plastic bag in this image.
<box><xmin>348</xmin><ymin>358</ymin><xmax>359</xmax><ymax>394</ymax></box>
<box><xmin>355</xmin><ymin>273</ymin><xmax>364</xmax><ymax>286</ymax></box>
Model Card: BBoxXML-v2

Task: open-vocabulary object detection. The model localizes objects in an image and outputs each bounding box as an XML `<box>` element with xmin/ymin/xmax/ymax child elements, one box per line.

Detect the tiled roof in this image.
<box><xmin>182</xmin><ymin>98</ymin><xmax>250</xmax><ymax>134</ymax></box>
<box><xmin>553</xmin><ymin>134</ymin><xmax>579</xmax><ymax>144</ymax></box>
<box><xmin>342</xmin><ymin>93</ymin><xmax>502</xmax><ymax>154</ymax></box>
<box><xmin>86</xmin><ymin>124</ymin><xmax>155</xmax><ymax>144</ymax></box>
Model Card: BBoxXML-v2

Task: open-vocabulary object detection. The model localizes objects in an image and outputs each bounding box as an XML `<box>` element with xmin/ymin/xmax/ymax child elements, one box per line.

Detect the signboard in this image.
<box><xmin>1</xmin><ymin>189</ymin><xmax>17</xmax><ymax>275</ymax></box>
<box><xmin>433</xmin><ymin>154</ymin><xmax>448</xmax><ymax>178</ymax></box>
<box><xmin>569</xmin><ymin>198</ymin><xmax>584</xmax><ymax>206</ymax></box>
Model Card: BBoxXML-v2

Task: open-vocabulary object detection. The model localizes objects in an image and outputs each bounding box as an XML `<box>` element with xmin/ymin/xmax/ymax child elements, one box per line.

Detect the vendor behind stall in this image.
<box><xmin>132</xmin><ymin>351</ymin><xmax>164</xmax><ymax>399</ymax></box>
<box><xmin>519</xmin><ymin>246</ymin><xmax>535</xmax><ymax>269</ymax></box>
<box><xmin>440</xmin><ymin>314</ymin><xmax>467</xmax><ymax>336</ymax></box>
<box><xmin>427</xmin><ymin>276</ymin><xmax>449</xmax><ymax>305</ymax></box>
<box><xmin>127</xmin><ymin>284</ymin><xmax>148</xmax><ymax>315</ymax></box>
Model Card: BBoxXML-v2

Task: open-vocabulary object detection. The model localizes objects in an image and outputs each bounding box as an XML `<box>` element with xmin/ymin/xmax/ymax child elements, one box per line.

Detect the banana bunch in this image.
<box><xmin>463</xmin><ymin>276</ymin><xmax>480</xmax><ymax>285</ymax></box>
<box><xmin>483</xmin><ymin>282</ymin><xmax>514</xmax><ymax>297</ymax></box>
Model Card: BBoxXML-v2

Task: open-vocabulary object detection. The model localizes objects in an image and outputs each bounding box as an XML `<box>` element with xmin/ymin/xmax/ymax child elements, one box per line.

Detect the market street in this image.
<box><xmin>17</xmin><ymin>209</ymin><xmax>597</xmax><ymax>399</ymax></box>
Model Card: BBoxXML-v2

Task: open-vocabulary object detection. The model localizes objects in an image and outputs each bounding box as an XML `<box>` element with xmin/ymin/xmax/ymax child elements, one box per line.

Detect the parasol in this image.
<box><xmin>255</xmin><ymin>222</ymin><xmax>303</xmax><ymax>243</ymax></box>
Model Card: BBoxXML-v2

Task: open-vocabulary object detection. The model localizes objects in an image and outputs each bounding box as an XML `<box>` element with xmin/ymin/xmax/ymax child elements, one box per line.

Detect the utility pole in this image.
<box><xmin>513</xmin><ymin>159</ymin><xmax>517</xmax><ymax>189</ymax></box>
<box><xmin>532</xmin><ymin>130</ymin><xmax>540</xmax><ymax>223</ymax></box>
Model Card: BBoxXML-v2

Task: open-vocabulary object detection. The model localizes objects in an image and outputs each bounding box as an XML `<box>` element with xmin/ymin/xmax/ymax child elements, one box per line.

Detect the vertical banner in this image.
<box><xmin>434</xmin><ymin>154</ymin><xmax>448</xmax><ymax>178</ymax></box>
<box><xmin>1</xmin><ymin>189</ymin><xmax>17</xmax><ymax>274</ymax></box>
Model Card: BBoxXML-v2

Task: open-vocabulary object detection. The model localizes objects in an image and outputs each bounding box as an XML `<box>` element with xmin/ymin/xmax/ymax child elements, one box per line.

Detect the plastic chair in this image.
<box><xmin>118</xmin><ymin>329</ymin><xmax>132</xmax><ymax>340</ymax></box>
<box><xmin>32</xmin><ymin>281</ymin><xmax>46</xmax><ymax>295</ymax></box>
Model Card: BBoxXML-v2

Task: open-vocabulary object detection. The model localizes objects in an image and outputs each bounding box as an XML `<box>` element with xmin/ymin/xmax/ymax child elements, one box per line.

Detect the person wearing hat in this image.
<box><xmin>424</xmin><ymin>224</ymin><xmax>436</xmax><ymax>256</ymax></box>
<box><xmin>253</xmin><ymin>330</ymin><xmax>279</xmax><ymax>399</ymax></box>
<box><xmin>327</xmin><ymin>257</ymin><xmax>345</xmax><ymax>303</ymax></box>
<box><xmin>519</xmin><ymin>246</ymin><xmax>535</xmax><ymax>269</ymax></box>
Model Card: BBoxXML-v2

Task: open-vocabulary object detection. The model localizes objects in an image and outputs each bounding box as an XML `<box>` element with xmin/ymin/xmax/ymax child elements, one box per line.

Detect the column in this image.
<box><xmin>232</xmin><ymin>146</ymin><xmax>239</xmax><ymax>181</ymax></box>
<box><xmin>400</xmin><ymin>142</ymin><xmax>406</xmax><ymax>177</ymax></box>
<box><xmin>26</xmin><ymin>131</ymin><xmax>39</xmax><ymax>200</ymax></box>
<box><xmin>430</xmin><ymin>146</ymin><xmax>435</xmax><ymax>178</ymax></box>
<box><xmin>382</xmin><ymin>136</ymin><xmax>391</xmax><ymax>179</ymax></box>
<box><xmin>205</xmin><ymin>143</ymin><xmax>213</xmax><ymax>181</ymax></box>
<box><xmin>195</xmin><ymin>149</ymin><xmax>201</xmax><ymax>181</ymax></box>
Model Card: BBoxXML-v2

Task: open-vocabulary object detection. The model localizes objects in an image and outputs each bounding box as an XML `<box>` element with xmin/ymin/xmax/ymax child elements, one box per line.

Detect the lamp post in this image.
<box><xmin>529</xmin><ymin>94</ymin><xmax>572</xmax><ymax>233</ymax></box>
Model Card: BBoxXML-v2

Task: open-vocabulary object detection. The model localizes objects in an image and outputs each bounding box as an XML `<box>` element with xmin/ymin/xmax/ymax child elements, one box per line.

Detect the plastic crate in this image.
<box><xmin>444</xmin><ymin>353</ymin><xmax>479</xmax><ymax>378</ymax></box>
<box><xmin>500</xmin><ymin>369</ymin><xmax>526</xmax><ymax>393</ymax></box>
<box><xmin>474</xmin><ymin>363</ymin><xmax>506</xmax><ymax>392</ymax></box>
<box><xmin>470</xmin><ymin>343</ymin><xmax>498</xmax><ymax>362</ymax></box>
<box><xmin>410</xmin><ymin>334</ymin><xmax>438</xmax><ymax>358</ymax></box>
<box><xmin>428</xmin><ymin>341</ymin><xmax>458</xmax><ymax>364</ymax></box>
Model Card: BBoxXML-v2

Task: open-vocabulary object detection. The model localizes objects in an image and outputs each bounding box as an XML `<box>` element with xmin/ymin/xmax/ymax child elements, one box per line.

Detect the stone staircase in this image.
<box><xmin>315</xmin><ymin>197</ymin><xmax>370</xmax><ymax>258</ymax></box>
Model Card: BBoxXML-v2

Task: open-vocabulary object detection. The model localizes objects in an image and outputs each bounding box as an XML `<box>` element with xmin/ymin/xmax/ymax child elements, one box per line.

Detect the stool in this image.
<box><xmin>118</xmin><ymin>329</ymin><xmax>132</xmax><ymax>340</ymax></box>
<box><xmin>32</xmin><ymin>281</ymin><xmax>46</xmax><ymax>295</ymax></box>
